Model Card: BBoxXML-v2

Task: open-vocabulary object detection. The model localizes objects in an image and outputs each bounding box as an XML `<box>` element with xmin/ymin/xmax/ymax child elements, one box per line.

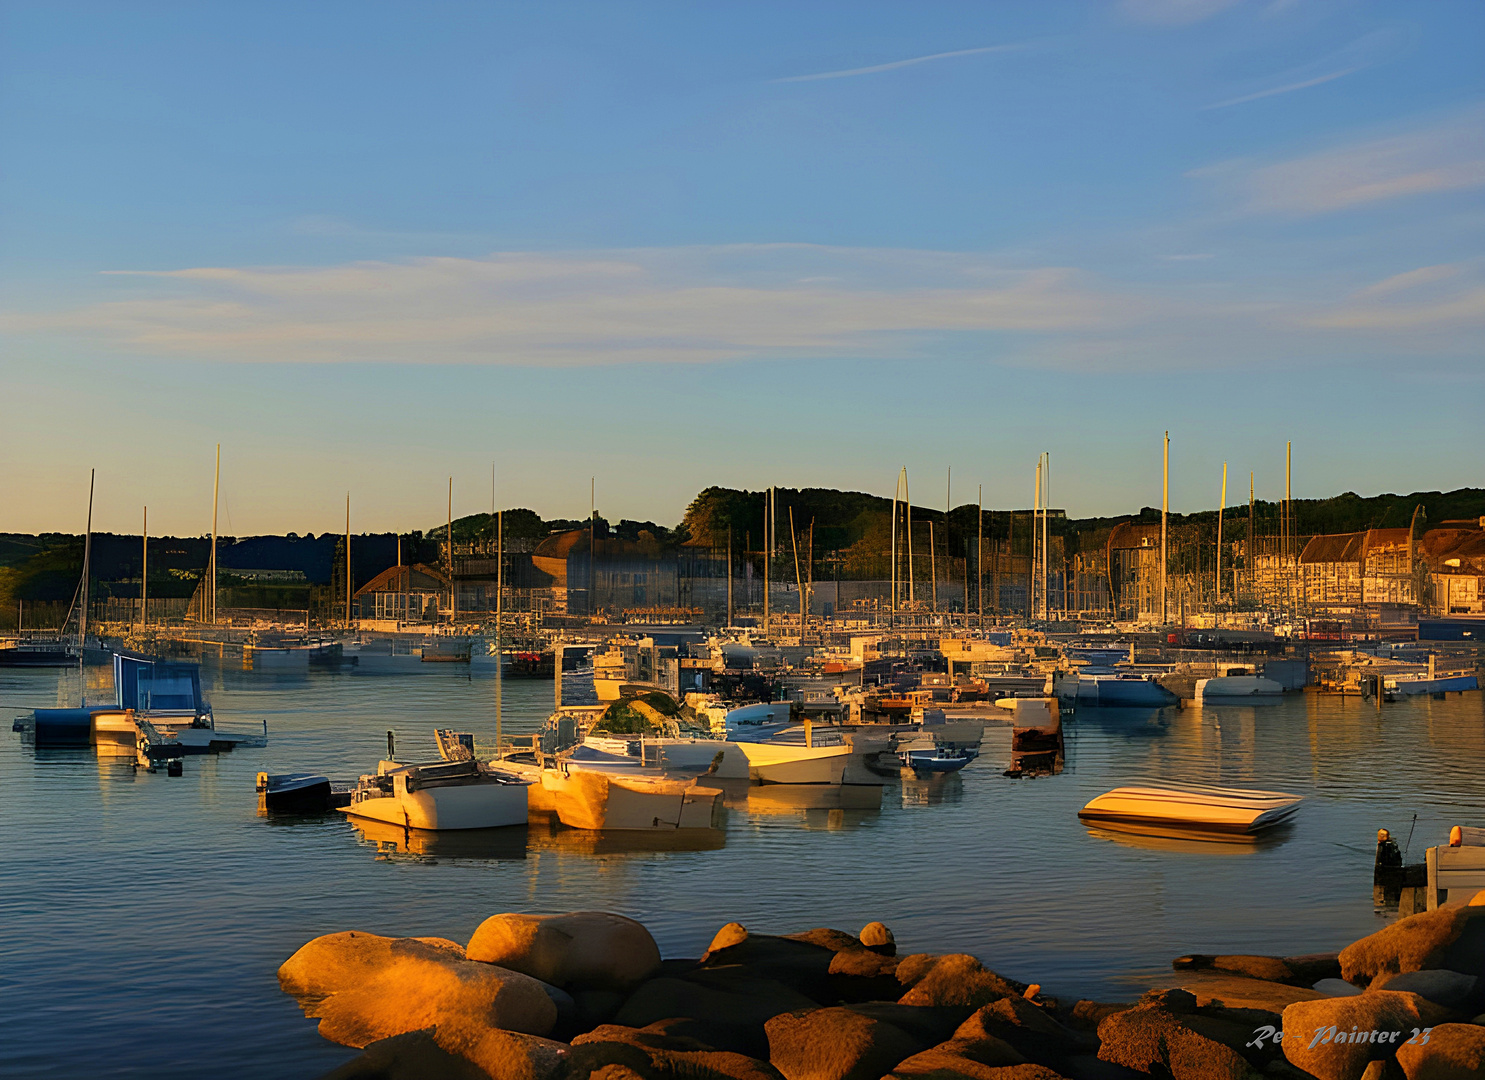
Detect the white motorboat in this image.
<box><xmin>40</xmin><ymin>654</ymin><xmax>267</xmax><ymax>754</ymax></box>
<box><xmin>1078</xmin><ymin>782</ymin><xmax>1303</xmax><ymax>839</ymax></box>
<box><xmin>1195</xmin><ymin>669</ymin><xmax>1284</xmax><ymax>700</ymax></box>
<box><xmin>536</xmin><ymin>767</ymin><xmax>722</xmax><ymax>830</ymax></box>
<box><xmin>581</xmin><ymin>733</ymin><xmax>744</xmax><ymax>776</ymax></box>
<box><xmin>342</xmin><ymin>758</ymin><xmax>532</xmax><ymax>830</ymax></box>
<box><xmin>728</xmin><ymin>738</ymin><xmax>851</xmax><ymax>784</ymax></box>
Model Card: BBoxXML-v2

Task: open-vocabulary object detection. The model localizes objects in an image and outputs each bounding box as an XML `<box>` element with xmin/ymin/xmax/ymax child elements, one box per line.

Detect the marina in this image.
<box><xmin>4</xmin><ymin>656</ymin><xmax>1482</xmax><ymax>1077</ymax></box>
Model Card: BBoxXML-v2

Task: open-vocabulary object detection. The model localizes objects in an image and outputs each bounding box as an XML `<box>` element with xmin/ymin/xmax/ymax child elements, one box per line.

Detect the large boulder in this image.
<box><xmin>464</xmin><ymin>912</ymin><xmax>660</xmax><ymax>992</ymax></box>
<box><xmin>567</xmin><ymin>1022</ymin><xmax>785</xmax><ymax>1080</ymax></box>
<box><xmin>613</xmin><ymin>971</ymin><xmax>820</xmax><ymax>1058</ymax></box>
<box><xmin>953</xmin><ymin>998</ymin><xmax>1088</xmax><ymax>1066</ymax></box>
<box><xmin>1281</xmin><ymin>990</ymin><xmax>1453</xmax><ymax>1080</ymax></box>
<box><xmin>1146</xmin><ymin>972</ymin><xmax>1328</xmax><ymax>1014</ymax></box>
<box><xmin>279</xmin><ymin>932</ymin><xmax>467</xmax><ymax>997</ymax></box>
<box><xmin>785</xmin><ymin>928</ymin><xmax>864</xmax><ymax>953</ymax></box>
<box><xmin>1394</xmin><ymin>1022</ymin><xmax>1485</xmax><ymax>1079</ymax></box>
<box><xmin>1373</xmin><ymin>970</ymin><xmax>1479</xmax><ymax>1010</ymax></box>
<box><xmin>1096</xmin><ymin>1003</ymin><xmax>1261</xmax><ymax>1080</ymax></box>
<box><xmin>860</xmin><ymin>922</ymin><xmax>896</xmax><ymax>955</ymax></box>
<box><xmin>700</xmin><ymin>932</ymin><xmax>843</xmax><ymax>998</ymax></box>
<box><xmin>828</xmin><ymin>948</ymin><xmax>903</xmax><ymax>1003</ymax></box>
<box><xmin>1172</xmin><ymin>954</ymin><xmax>1298</xmax><ymax>985</ymax></box>
<box><xmin>764</xmin><ymin>1006</ymin><xmax>929</xmax><ymax>1080</ymax></box>
<box><xmin>424</xmin><ymin>1026</ymin><xmax>568</xmax><ymax>1080</ymax></box>
<box><xmin>1340</xmin><ymin>908</ymin><xmax>1485</xmax><ymax>984</ymax></box>
<box><xmin>309</xmin><ymin>956</ymin><xmax>558</xmax><ymax>1048</ymax></box>
<box><xmin>897</xmin><ymin>955</ymin><xmax>1025</xmax><ymax>1010</ymax></box>
<box><xmin>316</xmin><ymin>1028</ymin><xmax>488</xmax><ymax>1080</ymax></box>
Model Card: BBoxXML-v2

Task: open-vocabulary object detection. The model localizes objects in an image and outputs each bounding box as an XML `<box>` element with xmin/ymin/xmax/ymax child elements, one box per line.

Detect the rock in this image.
<box><xmin>613</xmin><ymin>972</ymin><xmax>820</xmax><ymax>1058</ymax></box>
<box><xmin>1316</xmin><ymin>979</ymin><xmax>1366</xmax><ymax>997</ymax></box>
<box><xmin>701</xmin><ymin>934</ymin><xmax>840</xmax><ymax>1001</ymax></box>
<box><xmin>897</xmin><ymin>955</ymin><xmax>1026</xmax><ymax>1010</ymax></box>
<box><xmin>573</xmin><ymin>1021</ymin><xmax>720</xmax><ymax>1052</ymax></box>
<box><xmin>1064</xmin><ymin>1001</ymin><xmax>1130</xmax><ymax>1032</ymax></box>
<box><xmin>1358</xmin><ymin>1061</ymin><xmax>1406</xmax><ymax>1080</ymax></box>
<box><xmin>1470</xmin><ymin>891</ymin><xmax>1485</xmax><ymax>908</ymax></box>
<box><xmin>1287</xmin><ymin>954</ymin><xmax>1345</xmax><ymax>985</ymax></box>
<box><xmin>861</xmin><ymin>922</ymin><xmax>897</xmax><ymax>955</ymax></box>
<box><xmin>1097</xmin><ymin>1004</ymin><xmax>1261</xmax><ymax>1079</ymax></box>
<box><xmin>464</xmin><ymin>912</ymin><xmax>661</xmax><ymax>992</ymax></box>
<box><xmin>1281</xmin><ymin>990</ymin><xmax>1454</xmax><ymax>1080</ymax></box>
<box><xmin>785</xmin><ymin>928</ymin><xmax>864</xmax><ymax>953</ymax></box>
<box><xmin>1373</xmin><ymin>970</ymin><xmax>1479</xmax><ymax>1010</ymax></box>
<box><xmin>764</xmin><ymin>1006</ymin><xmax>929</xmax><ymax>1080</ymax></box>
<box><xmin>711</xmin><ymin>922</ymin><xmax>751</xmax><ymax>953</ymax></box>
<box><xmin>315</xmin><ymin>1024</ymin><xmax>568</xmax><ymax>1080</ymax></box>
<box><xmin>1148</xmin><ymin>972</ymin><xmax>1329</xmax><ymax>1014</ymax></box>
<box><xmin>885</xmin><ymin>1038</ymin><xmax>1038</xmax><ymax>1080</ymax></box>
<box><xmin>316</xmin><ymin>1028</ymin><xmax>489</xmax><ymax>1080</ymax></box>
<box><xmin>567</xmin><ymin>1024</ymin><xmax>785</xmax><ymax>1080</ymax></box>
<box><xmin>1395</xmin><ymin>1021</ymin><xmax>1485</xmax><ymax>1078</ymax></box>
<box><xmin>311</xmin><ymin>956</ymin><xmax>558</xmax><ymax>1048</ymax></box>
<box><xmin>844</xmin><ymin>1003</ymin><xmax>965</xmax><ymax>1047</ymax></box>
<box><xmin>422</xmin><ymin>1026</ymin><xmax>569</xmax><ymax>1080</ymax></box>
<box><xmin>1173</xmin><ymin>955</ymin><xmax>1299</xmax><ymax>985</ymax></box>
<box><xmin>279</xmin><ymin>932</ymin><xmax>469</xmax><ymax>998</ymax></box>
<box><xmin>573</xmin><ymin>988</ymin><xmax>625</xmax><ymax>1029</ymax></box>
<box><xmin>827</xmin><ymin>948</ymin><xmax>902</xmax><ymax>1003</ymax></box>
<box><xmin>957</xmin><ymin>998</ymin><xmax>1091</xmax><ymax>1067</ymax></box>
<box><xmin>1340</xmin><ymin>907</ymin><xmax>1485</xmax><ymax>984</ymax></box>
<box><xmin>1143</xmin><ymin>989</ymin><xmax>1199</xmax><ymax>1014</ymax></box>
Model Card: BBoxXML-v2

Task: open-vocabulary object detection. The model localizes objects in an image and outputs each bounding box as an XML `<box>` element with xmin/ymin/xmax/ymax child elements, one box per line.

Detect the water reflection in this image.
<box><xmin>349</xmin><ymin>818</ymin><xmax>529</xmax><ymax>861</ymax></box>
<box><xmin>1083</xmin><ymin>820</ymin><xmax>1298</xmax><ymax>851</ymax></box>
<box><xmin>527</xmin><ymin>822</ymin><xmax>726</xmax><ymax>855</ymax></box>
<box><xmin>900</xmin><ymin>774</ymin><xmax>965</xmax><ymax>807</ymax></box>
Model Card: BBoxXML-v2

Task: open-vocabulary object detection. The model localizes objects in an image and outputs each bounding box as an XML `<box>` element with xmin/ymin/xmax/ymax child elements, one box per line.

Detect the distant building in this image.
<box><xmin>353</xmin><ymin>563</ymin><xmax>450</xmax><ymax>622</ymax></box>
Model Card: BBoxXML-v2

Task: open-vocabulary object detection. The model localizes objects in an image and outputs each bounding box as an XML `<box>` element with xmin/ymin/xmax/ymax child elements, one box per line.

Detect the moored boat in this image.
<box><xmin>1078</xmin><ymin>782</ymin><xmax>1303</xmax><ymax>838</ymax></box>
<box><xmin>342</xmin><ymin>757</ymin><xmax>532</xmax><ymax>830</ymax></box>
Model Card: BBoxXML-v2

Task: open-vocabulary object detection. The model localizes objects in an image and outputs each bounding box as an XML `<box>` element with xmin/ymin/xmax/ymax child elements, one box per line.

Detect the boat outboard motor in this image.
<box><xmin>1374</xmin><ymin>828</ymin><xmax>1403</xmax><ymax>905</ymax></box>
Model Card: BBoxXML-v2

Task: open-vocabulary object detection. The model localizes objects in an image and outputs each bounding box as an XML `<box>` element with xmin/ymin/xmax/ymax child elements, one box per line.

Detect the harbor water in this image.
<box><xmin>3</xmin><ymin>661</ymin><xmax>1482</xmax><ymax>1078</ymax></box>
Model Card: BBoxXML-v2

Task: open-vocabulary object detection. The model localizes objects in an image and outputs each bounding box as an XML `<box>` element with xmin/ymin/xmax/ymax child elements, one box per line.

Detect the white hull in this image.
<box><xmin>343</xmin><ymin>780</ymin><xmax>529</xmax><ymax>830</ymax></box>
<box><xmin>1195</xmin><ymin>676</ymin><xmax>1284</xmax><ymax>700</ymax></box>
<box><xmin>539</xmin><ymin>769</ymin><xmax>722</xmax><ymax>830</ymax></box>
<box><xmin>734</xmin><ymin>741</ymin><xmax>850</xmax><ymax>784</ymax></box>
<box><xmin>582</xmin><ymin>735</ymin><xmax>743</xmax><ymax>776</ymax></box>
<box><xmin>90</xmin><ymin>710</ymin><xmax>266</xmax><ymax>753</ymax></box>
<box><xmin>1079</xmin><ymin>782</ymin><xmax>1302</xmax><ymax>837</ymax></box>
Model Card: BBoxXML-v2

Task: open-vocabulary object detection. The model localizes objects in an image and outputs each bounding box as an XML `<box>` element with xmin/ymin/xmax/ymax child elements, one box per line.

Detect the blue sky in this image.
<box><xmin>2</xmin><ymin>0</ymin><xmax>1482</xmax><ymax>536</ymax></box>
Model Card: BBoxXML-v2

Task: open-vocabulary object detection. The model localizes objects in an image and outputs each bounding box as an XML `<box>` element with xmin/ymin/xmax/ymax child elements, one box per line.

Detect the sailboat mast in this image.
<box><xmin>764</xmin><ymin>487</ymin><xmax>771</xmax><ymax>634</ymax></box>
<box><xmin>448</xmin><ymin>477</ymin><xmax>455</xmax><ymax>622</ymax></box>
<box><xmin>929</xmin><ymin>520</ymin><xmax>937</xmax><ymax>614</ymax></box>
<box><xmin>1043</xmin><ymin>453</ymin><xmax>1050</xmax><ymax>619</ymax></box>
<box><xmin>1217</xmin><ymin>463</ymin><xmax>1227</xmax><ymax>605</ymax></box>
<box><xmin>140</xmin><ymin>505</ymin><xmax>148</xmax><ymax>630</ymax></box>
<box><xmin>789</xmin><ymin>506</ymin><xmax>804</xmax><ymax>630</ymax></box>
<box><xmin>896</xmin><ymin>472</ymin><xmax>908</xmax><ymax>609</ymax></box>
<box><xmin>977</xmin><ymin>484</ymin><xmax>983</xmax><ymax>625</ymax></box>
<box><xmin>210</xmin><ymin>444</ymin><xmax>219</xmax><ymax>625</ymax></box>
<box><xmin>1032</xmin><ymin>460</ymin><xmax>1041</xmax><ymax>620</ymax></box>
<box><xmin>727</xmin><ymin>524</ymin><xmax>734</xmax><ymax>628</ymax></box>
<box><xmin>889</xmin><ymin>475</ymin><xmax>898</xmax><ymax>623</ymax></box>
<box><xmin>345</xmin><ymin>493</ymin><xmax>351</xmax><ymax>626</ymax></box>
<box><xmin>1161</xmin><ymin>432</ymin><xmax>1169</xmax><ymax>625</ymax></box>
<box><xmin>79</xmin><ymin>469</ymin><xmax>95</xmax><ymax>647</ymax></box>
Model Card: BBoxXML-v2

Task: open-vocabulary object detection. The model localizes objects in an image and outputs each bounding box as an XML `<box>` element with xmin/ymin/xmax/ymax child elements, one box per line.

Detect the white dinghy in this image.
<box><xmin>1078</xmin><ymin>782</ymin><xmax>1303</xmax><ymax>840</ymax></box>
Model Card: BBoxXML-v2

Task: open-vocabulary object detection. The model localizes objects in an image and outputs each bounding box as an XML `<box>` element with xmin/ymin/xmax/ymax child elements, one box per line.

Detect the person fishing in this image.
<box><xmin>1374</xmin><ymin>828</ymin><xmax>1404</xmax><ymax>905</ymax></box>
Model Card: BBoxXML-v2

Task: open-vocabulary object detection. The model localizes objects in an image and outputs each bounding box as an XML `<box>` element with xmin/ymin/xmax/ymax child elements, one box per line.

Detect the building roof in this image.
<box><xmin>353</xmin><ymin>562</ymin><xmax>450</xmax><ymax>600</ymax></box>
<box><xmin>1299</xmin><ymin>532</ymin><xmax>1366</xmax><ymax>565</ymax></box>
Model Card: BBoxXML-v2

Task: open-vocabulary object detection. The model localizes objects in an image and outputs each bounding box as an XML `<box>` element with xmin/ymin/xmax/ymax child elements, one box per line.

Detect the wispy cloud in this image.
<box><xmin>5</xmin><ymin>247</ymin><xmax>1145</xmax><ymax>366</ymax></box>
<box><xmin>1305</xmin><ymin>264</ymin><xmax>1485</xmax><ymax>330</ymax></box>
<box><xmin>1205</xmin><ymin>67</ymin><xmax>1358</xmax><ymax>109</ymax></box>
<box><xmin>7</xmin><ymin>245</ymin><xmax>1479</xmax><ymax>370</ymax></box>
<box><xmin>1192</xmin><ymin>106</ymin><xmax>1485</xmax><ymax>214</ymax></box>
<box><xmin>773</xmin><ymin>44</ymin><xmax>1022</xmax><ymax>84</ymax></box>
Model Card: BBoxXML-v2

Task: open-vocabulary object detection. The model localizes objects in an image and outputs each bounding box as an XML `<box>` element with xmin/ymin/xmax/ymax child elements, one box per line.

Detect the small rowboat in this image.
<box><xmin>1078</xmin><ymin>782</ymin><xmax>1302</xmax><ymax>839</ymax></box>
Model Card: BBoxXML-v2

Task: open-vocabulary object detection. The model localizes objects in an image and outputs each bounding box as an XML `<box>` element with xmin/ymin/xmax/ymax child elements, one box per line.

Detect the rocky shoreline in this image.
<box><xmin>280</xmin><ymin>905</ymin><xmax>1485</xmax><ymax>1080</ymax></box>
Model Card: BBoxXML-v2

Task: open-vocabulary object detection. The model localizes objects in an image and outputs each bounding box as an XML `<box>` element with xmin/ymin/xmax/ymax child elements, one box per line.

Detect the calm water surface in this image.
<box><xmin>3</xmin><ymin>661</ymin><xmax>1483</xmax><ymax>1078</ymax></box>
